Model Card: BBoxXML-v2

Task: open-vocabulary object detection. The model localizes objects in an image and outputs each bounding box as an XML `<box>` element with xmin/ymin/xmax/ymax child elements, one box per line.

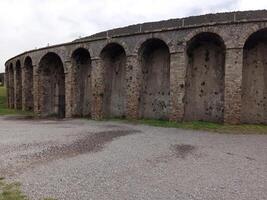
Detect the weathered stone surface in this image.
<box><xmin>139</xmin><ymin>39</ymin><xmax>170</xmax><ymax>120</ymax></box>
<box><xmin>241</xmin><ymin>28</ymin><xmax>267</xmax><ymax>124</ymax></box>
<box><xmin>14</xmin><ymin>60</ymin><xmax>22</xmax><ymax>110</ymax></box>
<box><xmin>4</xmin><ymin>10</ymin><xmax>267</xmax><ymax>124</ymax></box>
<box><xmin>101</xmin><ymin>43</ymin><xmax>127</xmax><ymax>118</ymax></box>
<box><xmin>125</xmin><ymin>55</ymin><xmax>140</xmax><ymax>119</ymax></box>
<box><xmin>184</xmin><ymin>33</ymin><xmax>225</xmax><ymax>122</ymax></box>
<box><xmin>22</xmin><ymin>57</ymin><xmax>33</xmax><ymax>111</ymax></box>
<box><xmin>169</xmin><ymin>51</ymin><xmax>186</xmax><ymax>122</ymax></box>
<box><xmin>224</xmin><ymin>48</ymin><xmax>243</xmax><ymax>124</ymax></box>
<box><xmin>71</xmin><ymin>48</ymin><xmax>92</xmax><ymax>117</ymax></box>
<box><xmin>38</xmin><ymin>53</ymin><xmax>65</xmax><ymax>118</ymax></box>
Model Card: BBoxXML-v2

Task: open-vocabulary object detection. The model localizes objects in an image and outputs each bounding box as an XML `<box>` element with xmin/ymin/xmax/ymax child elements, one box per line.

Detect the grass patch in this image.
<box><xmin>0</xmin><ymin>87</ymin><xmax>34</xmax><ymax>116</ymax></box>
<box><xmin>105</xmin><ymin>118</ymin><xmax>267</xmax><ymax>134</ymax></box>
<box><xmin>0</xmin><ymin>178</ymin><xmax>56</xmax><ymax>200</ymax></box>
<box><xmin>0</xmin><ymin>178</ymin><xmax>27</xmax><ymax>200</ymax></box>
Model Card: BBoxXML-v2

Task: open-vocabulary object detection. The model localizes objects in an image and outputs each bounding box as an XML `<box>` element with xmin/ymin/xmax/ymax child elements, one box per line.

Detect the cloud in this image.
<box><xmin>0</xmin><ymin>0</ymin><xmax>266</xmax><ymax>72</ymax></box>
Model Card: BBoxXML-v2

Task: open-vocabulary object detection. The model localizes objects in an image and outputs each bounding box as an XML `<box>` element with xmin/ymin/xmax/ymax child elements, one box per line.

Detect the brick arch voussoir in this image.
<box><xmin>134</xmin><ymin>35</ymin><xmax>171</xmax><ymax>55</ymax></box>
<box><xmin>240</xmin><ymin>24</ymin><xmax>267</xmax><ymax>49</ymax></box>
<box><xmin>98</xmin><ymin>39</ymin><xmax>129</xmax><ymax>57</ymax></box>
<box><xmin>184</xmin><ymin>27</ymin><xmax>227</xmax><ymax>49</ymax></box>
<box><xmin>37</xmin><ymin>51</ymin><xmax>67</xmax><ymax>73</ymax></box>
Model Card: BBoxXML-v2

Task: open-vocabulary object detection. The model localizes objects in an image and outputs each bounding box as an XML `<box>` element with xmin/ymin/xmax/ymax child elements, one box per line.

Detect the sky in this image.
<box><xmin>0</xmin><ymin>0</ymin><xmax>267</xmax><ymax>72</ymax></box>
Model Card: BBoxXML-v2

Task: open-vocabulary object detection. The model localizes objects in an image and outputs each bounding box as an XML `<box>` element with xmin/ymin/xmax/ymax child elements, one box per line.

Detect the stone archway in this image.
<box><xmin>15</xmin><ymin>60</ymin><xmax>22</xmax><ymax>109</ymax></box>
<box><xmin>139</xmin><ymin>38</ymin><xmax>170</xmax><ymax>120</ymax></box>
<box><xmin>241</xmin><ymin>28</ymin><xmax>267</xmax><ymax>124</ymax></box>
<box><xmin>71</xmin><ymin>48</ymin><xmax>92</xmax><ymax>117</ymax></box>
<box><xmin>38</xmin><ymin>53</ymin><xmax>65</xmax><ymax>118</ymax></box>
<box><xmin>24</xmin><ymin>57</ymin><xmax>34</xmax><ymax>111</ymax></box>
<box><xmin>184</xmin><ymin>32</ymin><xmax>225</xmax><ymax>122</ymax></box>
<box><xmin>100</xmin><ymin>43</ymin><xmax>127</xmax><ymax>118</ymax></box>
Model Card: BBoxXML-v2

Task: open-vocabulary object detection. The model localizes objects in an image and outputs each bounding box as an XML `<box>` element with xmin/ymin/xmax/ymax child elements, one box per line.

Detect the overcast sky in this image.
<box><xmin>0</xmin><ymin>0</ymin><xmax>266</xmax><ymax>72</ymax></box>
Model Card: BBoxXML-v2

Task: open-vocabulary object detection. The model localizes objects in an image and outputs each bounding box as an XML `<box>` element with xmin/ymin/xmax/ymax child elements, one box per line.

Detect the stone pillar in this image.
<box><xmin>169</xmin><ymin>51</ymin><xmax>187</xmax><ymax>122</ymax></box>
<box><xmin>14</xmin><ymin>69</ymin><xmax>18</xmax><ymax>109</ymax></box>
<box><xmin>21</xmin><ymin>66</ymin><xmax>26</xmax><ymax>111</ymax></box>
<box><xmin>91</xmin><ymin>58</ymin><xmax>105</xmax><ymax>119</ymax></box>
<box><xmin>33</xmin><ymin>65</ymin><xmax>39</xmax><ymax>114</ymax></box>
<box><xmin>70</xmin><ymin>61</ymin><xmax>76</xmax><ymax>116</ymax></box>
<box><xmin>5</xmin><ymin>70</ymin><xmax>9</xmax><ymax>108</ymax></box>
<box><xmin>125</xmin><ymin>54</ymin><xmax>141</xmax><ymax>119</ymax></box>
<box><xmin>224</xmin><ymin>48</ymin><xmax>243</xmax><ymax>124</ymax></box>
<box><xmin>33</xmin><ymin>65</ymin><xmax>40</xmax><ymax>115</ymax></box>
<box><xmin>64</xmin><ymin>61</ymin><xmax>72</xmax><ymax>118</ymax></box>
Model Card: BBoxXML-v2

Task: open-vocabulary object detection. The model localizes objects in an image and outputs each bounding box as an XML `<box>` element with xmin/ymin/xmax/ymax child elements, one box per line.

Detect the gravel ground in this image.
<box><xmin>0</xmin><ymin>116</ymin><xmax>266</xmax><ymax>200</ymax></box>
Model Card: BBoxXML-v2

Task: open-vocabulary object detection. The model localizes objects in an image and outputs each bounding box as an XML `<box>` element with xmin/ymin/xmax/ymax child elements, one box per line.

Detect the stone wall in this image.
<box><xmin>101</xmin><ymin>43</ymin><xmax>127</xmax><ymax>118</ymax></box>
<box><xmin>184</xmin><ymin>33</ymin><xmax>225</xmax><ymax>122</ymax></box>
<box><xmin>23</xmin><ymin>57</ymin><xmax>34</xmax><ymax>111</ymax></box>
<box><xmin>139</xmin><ymin>39</ymin><xmax>170</xmax><ymax>120</ymax></box>
<box><xmin>15</xmin><ymin>61</ymin><xmax>22</xmax><ymax>109</ymax></box>
<box><xmin>241</xmin><ymin>28</ymin><xmax>267</xmax><ymax>124</ymax></box>
<box><xmin>4</xmin><ymin>10</ymin><xmax>267</xmax><ymax>124</ymax></box>
<box><xmin>71</xmin><ymin>48</ymin><xmax>92</xmax><ymax>117</ymax></box>
<box><xmin>38</xmin><ymin>53</ymin><xmax>65</xmax><ymax>118</ymax></box>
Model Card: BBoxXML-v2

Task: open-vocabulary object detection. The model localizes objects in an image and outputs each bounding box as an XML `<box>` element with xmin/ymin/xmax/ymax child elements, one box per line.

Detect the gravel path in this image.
<box><xmin>0</xmin><ymin>116</ymin><xmax>266</xmax><ymax>200</ymax></box>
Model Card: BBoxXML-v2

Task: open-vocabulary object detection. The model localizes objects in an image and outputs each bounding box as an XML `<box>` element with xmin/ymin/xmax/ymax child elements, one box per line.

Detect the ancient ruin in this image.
<box><xmin>4</xmin><ymin>10</ymin><xmax>267</xmax><ymax>124</ymax></box>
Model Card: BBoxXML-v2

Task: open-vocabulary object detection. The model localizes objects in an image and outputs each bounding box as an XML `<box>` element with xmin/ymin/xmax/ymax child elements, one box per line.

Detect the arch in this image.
<box><xmin>138</xmin><ymin>38</ymin><xmax>170</xmax><ymax>119</ymax></box>
<box><xmin>38</xmin><ymin>52</ymin><xmax>65</xmax><ymax>118</ymax></box>
<box><xmin>184</xmin><ymin>32</ymin><xmax>225</xmax><ymax>122</ymax></box>
<box><xmin>15</xmin><ymin>60</ymin><xmax>22</xmax><ymax>109</ymax></box>
<box><xmin>71</xmin><ymin>48</ymin><xmax>92</xmax><ymax>117</ymax></box>
<box><xmin>37</xmin><ymin>52</ymin><xmax>66</xmax><ymax>73</ymax></box>
<box><xmin>240</xmin><ymin>25</ymin><xmax>267</xmax><ymax>49</ymax></box>
<box><xmin>8</xmin><ymin>63</ymin><xmax>14</xmax><ymax>108</ymax></box>
<box><xmin>23</xmin><ymin>56</ymin><xmax>34</xmax><ymax>111</ymax></box>
<box><xmin>102</xmin><ymin>40</ymin><xmax>129</xmax><ymax>56</ymax></box>
<box><xmin>134</xmin><ymin>36</ymin><xmax>170</xmax><ymax>55</ymax></box>
<box><xmin>184</xmin><ymin>28</ymin><xmax>225</xmax><ymax>45</ymax></box>
<box><xmin>100</xmin><ymin>43</ymin><xmax>127</xmax><ymax>118</ymax></box>
<box><xmin>241</xmin><ymin>28</ymin><xmax>267</xmax><ymax>124</ymax></box>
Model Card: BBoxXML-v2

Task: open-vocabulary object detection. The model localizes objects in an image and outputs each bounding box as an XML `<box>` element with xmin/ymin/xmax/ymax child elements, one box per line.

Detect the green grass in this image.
<box><xmin>0</xmin><ymin>178</ymin><xmax>56</xmax><ymax>200</ymax></box>
<box><xmin>0</xmin><ymin>178</ymin><xmax>27</xmax><ymax>200</ymax></box>
<box><xmin>106</xmin><ymin>118</ymin><xmax>267</xmax><ymax>134</ymax></box>
<box><xmin>0</xmin><ymin>87</ymin><xmax>34</xmax><ymax>116</ymax></box>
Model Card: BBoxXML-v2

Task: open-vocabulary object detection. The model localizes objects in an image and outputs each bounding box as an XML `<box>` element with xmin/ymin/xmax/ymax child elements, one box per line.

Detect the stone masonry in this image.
<box><xmin>4</xmin><ymin>10</ymin><xmax>267</xmax><ymax>124</ymax></box>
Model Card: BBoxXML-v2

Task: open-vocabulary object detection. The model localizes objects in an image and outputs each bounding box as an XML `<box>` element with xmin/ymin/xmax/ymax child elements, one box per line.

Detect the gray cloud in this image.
<box><xmin>0</xmin><ymin>0</ymin><xmax>266</xmax><ymax>72</ymax></box>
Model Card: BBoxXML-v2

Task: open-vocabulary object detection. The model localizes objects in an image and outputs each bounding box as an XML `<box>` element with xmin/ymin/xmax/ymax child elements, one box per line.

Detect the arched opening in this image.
<box><xmin>139</xmin><ymin>39</ymin><xmax>170</xmax><ymax>119</ymax></box>
<box><xmin>185</xmin><ymin>32</ymin><xmax>225</xmax><ymax>122</ymax></box>
<box><xmin>241</xmin><ymin>28</ymin><xmax>267</xmax><ymax>124</ymax></box>
<box><xmin>38</xmin><ymin>53</ymin><xmax>65</xmax><ymax>118</ymax></box>
<box><xmin>71</xmin><ymin>48</ymin><xmax>92</xmax><ymax>117</ymax></box>
<box><xmin>100</xmin><ymin>43</ymin><xmax>126</xmax><ymax>118</ymax></box>
<box><xmin>8</xmin><ymin>64</ymin><xmax>14</xmax><ymax>108</ymax></box>
<box><xmin>15</xmin><ymin>60</ymin><xmax>22</xmax><ymax>109</ymax></box>
<box><xmin>24</xmin><ymin>57</ymin><xmax>34</xmax><ymax>111</ymax></box>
